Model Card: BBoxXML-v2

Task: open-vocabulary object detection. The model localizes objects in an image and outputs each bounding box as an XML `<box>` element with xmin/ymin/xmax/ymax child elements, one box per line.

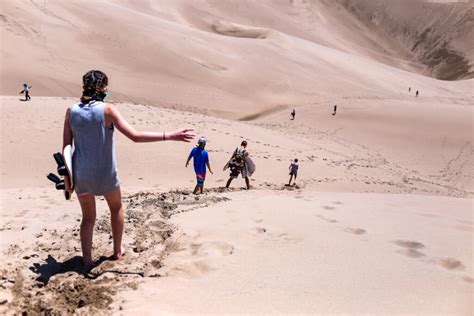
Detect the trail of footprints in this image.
<box><xmin>151</xmin><ymin>111</ymin><xmax>468</xmax><ymax>197</ymax></box>
<box><xmin>0</xmin><ymin>190</ymin><xmax>231</xmax><ymax>314</ymax></box>
<box><xmin>252</xmin><ymin>200</ymin><xmax>471</xmax><ymax>284</ymax></box>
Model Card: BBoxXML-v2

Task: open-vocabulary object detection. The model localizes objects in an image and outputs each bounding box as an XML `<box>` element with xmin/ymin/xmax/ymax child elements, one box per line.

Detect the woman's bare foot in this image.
<box><xmin>113</xmin><ymin>247</ymin><xmax>125</xmax><ymax>260</ymax></box>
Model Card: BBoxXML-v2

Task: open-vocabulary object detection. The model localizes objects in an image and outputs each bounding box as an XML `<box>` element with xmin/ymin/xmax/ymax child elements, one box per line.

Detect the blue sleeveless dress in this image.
<box><xmin>69</xmin><ymin>101</ymin><xmax>119</xmax><ymax>195</ymax></box>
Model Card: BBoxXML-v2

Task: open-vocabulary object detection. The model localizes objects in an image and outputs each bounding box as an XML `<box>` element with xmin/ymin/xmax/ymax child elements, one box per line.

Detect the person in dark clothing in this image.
<box><xmin>291</xmin><ymin>109</ymin><xmax>295</xmax><ymax>120</ymax></box>
<box><xmin>288</xmin><ymin>158</ymin><xmax>299</xmax><ymax>186</ymax></box>
<box><xmin>332</xmin><ymin>105</ymin><xmax>337</xmax><ymax>116</ymax></box>
<box><xmin>416</xmin><ymin>90</ymin><xmax>419</xmax><ymax>97</ymax></box>
<box><xmin>19</xmin><ymin>83</ymin><xmax>32</xmax><ymax>101</ymax></box>
<box><xmin>225</xmin><ymin>140</ymin><xmax>250</xmax><ymax>190</ymax></box>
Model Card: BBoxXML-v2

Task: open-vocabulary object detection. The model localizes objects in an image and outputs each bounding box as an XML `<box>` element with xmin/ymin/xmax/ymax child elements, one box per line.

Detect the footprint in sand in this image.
<box><xmin>394</xmin><ymin>240</ymin><xmax>424</xmax><ymax>249</ymax></box>
<box><xmin>167</xmin><ymin>260</ymin><xmax>212</xmax><ymax>278</ymax></box>
<box><xmin>439</xmin><ymin>258</ymin><xmax>465</xmax><ymax>271</ymax></box>
<box><xmin>322</xmin><ymin>206</ymin><xmax>336</xmax><ymax>210</ymax></box>
<box><xmin>345</xmin><ymin>228</ymin><xmax>366</xmax><ymax>235</ymax></box>
<box><xmin>190</xmin><ymin>241</ymin><xmax>234</xmax><ymax>257</ymax></box>
<box><xmin>254</xmin><ymin>227</ymin><xmax>267</xmax><ymax>234</ymax></box>
<box><xmin>315</xmin><ymin>214</ymin><xmax>337</xmax><ymax>223</ymax></box>
<box><xmin>402</xmin><ymin>249</ymin><xmax>426</xmax><ymax>258</ymax></box>
<box><xmin>332</xmin><ymin>201</ymin><xmax>344</xmax><ymax>205</ymax></box>
<box><xmin>393</xmin><ymin>240</ymin><xmax>425</xmax><ymax>258</ymax></box>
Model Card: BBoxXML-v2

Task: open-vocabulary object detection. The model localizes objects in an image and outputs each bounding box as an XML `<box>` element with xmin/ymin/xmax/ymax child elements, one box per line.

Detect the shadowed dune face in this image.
<box><xmin>336</xmin><ymin>0</ymin><xmax>474</xmax><ymax>80</ymax></box>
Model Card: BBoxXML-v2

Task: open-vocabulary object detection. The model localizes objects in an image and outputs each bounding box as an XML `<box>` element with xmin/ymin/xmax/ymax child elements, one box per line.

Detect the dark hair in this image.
<box><xmin>294</xmin><ymin>158</ymin><xmax>298</xmax><ymax>162</ymax></box>
<box><xmin>241</xmin><ymin>140</ymin><xmax>247</xmax><ymax>147</ymax></box>
<box><xmin>81</xmin><ymin>70</ymin><xmax>108</xmax><ymax>103</ymax></box>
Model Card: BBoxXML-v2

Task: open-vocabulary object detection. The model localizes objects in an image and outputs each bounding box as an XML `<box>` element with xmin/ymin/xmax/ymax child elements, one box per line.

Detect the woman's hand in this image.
<box><xmin>167</xmin><ymin>128</ymin><xmax>195</xmax><ymax>142</ymax></box>
<box><xmin>64</xmin><ymin>176</ymin><xmax>73</xmax><ymax>193</ymax></box>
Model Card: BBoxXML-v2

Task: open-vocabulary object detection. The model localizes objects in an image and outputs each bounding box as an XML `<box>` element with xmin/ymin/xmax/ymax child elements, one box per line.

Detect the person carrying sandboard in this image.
<box><xmin>61</xmin><ymin>70</ymin><xmax>195</xmax><ymax>269</ymax></box>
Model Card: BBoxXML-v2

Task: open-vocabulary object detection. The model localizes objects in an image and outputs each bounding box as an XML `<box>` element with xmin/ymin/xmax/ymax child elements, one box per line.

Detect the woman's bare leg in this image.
<box><xmin>77</xmin><ymin>193</ymin><xmax>96</xmax><ymax>267</ymax></box>
<box><xmin>104</xmin><ymin>186</ymin><xmax>125</xmax><ymax>260</ymax></box>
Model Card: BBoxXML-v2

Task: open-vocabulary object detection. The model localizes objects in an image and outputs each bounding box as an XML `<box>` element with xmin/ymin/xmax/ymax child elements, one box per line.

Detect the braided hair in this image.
<box><xmin>81</xmin><ymin>70</ymin><xmax>108</xmax><ymax>104</ymax></box>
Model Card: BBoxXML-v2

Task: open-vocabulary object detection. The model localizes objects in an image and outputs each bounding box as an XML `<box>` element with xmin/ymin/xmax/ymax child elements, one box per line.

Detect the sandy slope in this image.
<box><xmin>1</xmin><ymin>96</ymin><xmax>472</xmax><ymax>196</ymax></box>
<box><xmin>0</xmin><ymin>95</ymin><xmax>472</xmax><ymax>314</ymax></box>
<box><xmin>1</xmin><ymin>0</ymin><xmax>472</xmax><ymax>118</ymax></box>
<box><xmin>115</xmin><ymin>191</ymin><xmax>473</xmax><ymax>315</ymax></box>
<box><xmin>0</xmin><ymin>0</ymin><xmax>473</xmax><ymax>314</ymax></box>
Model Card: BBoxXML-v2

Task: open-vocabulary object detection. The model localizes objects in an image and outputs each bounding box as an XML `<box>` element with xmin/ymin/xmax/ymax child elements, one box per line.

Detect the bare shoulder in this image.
<box><xmin>65</xmin><ymin>105</ymin><xmax>72</xmax><ymax>116</ymax></box>
<box><xmin>103</xmin><ymin>103</ymin><xmax>118</xmax><ymax>117</ymax></box>
<box><xmin>103</xmin><ymin>104</ymin><xmax>125</xmax><ymax>127</ymax></box>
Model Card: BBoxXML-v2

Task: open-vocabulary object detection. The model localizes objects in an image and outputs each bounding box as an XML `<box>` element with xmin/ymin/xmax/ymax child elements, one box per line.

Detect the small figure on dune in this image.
<box><xmin>408</xmin><ymin>87</ymin><xmax>411</xmax><ymax>93</ymax></box>
<box><xmin>416</xmin><ymin>90</ymin><xmax>419</xmax><ymax>97</ymax></box>
<box><xmin>19</xmin><ymin>83</ymin><xmax>32</xmax><ymax>101</ymax></box>
<box><xmin>332</xmin><ymin>104</ymin><xmax>337</xmax><ymax>116</ymax></box>
<box><xmin>288</xmin><ymin>158</ymin><xmax>298</xmax><ymax>186</ymax></box>
<box><xmin>186</xmin><ymin>136</ymin><xmax>213</xmax><ymax>195</ymax></box>
<box><xmin>63</xmin><ymin>69</ymin><xmax>195</xmax><ymax>269</ymax></box>
<box><xmin>291</xmin><ymin>109</ymin><xmax>296</xmax><ymax>120</ymax></box>
<box><xmin>224</xmin><ymin>140</ymin><xmax>255</xmax><ymax>190</ymax></box>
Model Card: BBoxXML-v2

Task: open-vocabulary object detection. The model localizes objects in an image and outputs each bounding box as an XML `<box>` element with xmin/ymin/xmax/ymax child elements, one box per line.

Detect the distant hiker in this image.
<box><xmin>288</xmin><ymin>158</ymin><xmax>299</xmax><ymax>186</ymax></box>
<box><xmin>19</xmin><ymin>83</ymin><xmax>31</xmax><ymax>101</ymax></box>
<box><xmin>332</xmin><ymin>105</ymin><xmax>337</xmax><ymax>116</ymax></box>
<box><xmin>408</xmin><ymin>87</ymin><xmax>411</xmax><ymax>93</ymax></box>
<box><xmin>224</xmin><ymin>140</ymin><xmax>254</xmax><ymax>190</ymax></box>
<box><xmin>186</xmin><ymin>136</ymin><xmax>213</xmax><ymax>195</ymax></box>
<box><xmin>291</xmin><ymin>109</ymin><xmax>296</xmax><ymax>120</ymax></box>
<box><xmin>416</xmin><ymin>90</ymin><xmax>419</xmax><ymax>97</ymax></box>
<box><xmin>63</xmin><ymin>70</ymin><xmax>195</xmax><ymax>269</ymax></box>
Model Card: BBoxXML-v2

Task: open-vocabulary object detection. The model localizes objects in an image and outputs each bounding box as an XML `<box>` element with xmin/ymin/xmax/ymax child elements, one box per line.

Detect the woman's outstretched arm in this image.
<box><xmin>105</xmin><ymin>104</ymin><xmax>195</xmax><ymax>143</ymax></box>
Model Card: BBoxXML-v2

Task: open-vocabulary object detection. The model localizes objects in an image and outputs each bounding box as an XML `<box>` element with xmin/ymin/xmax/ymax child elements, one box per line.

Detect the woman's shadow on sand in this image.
<box><xmin>30</xmin><ymin>255</ymin><xmax>143</xmax><ymax>285</ymax></box>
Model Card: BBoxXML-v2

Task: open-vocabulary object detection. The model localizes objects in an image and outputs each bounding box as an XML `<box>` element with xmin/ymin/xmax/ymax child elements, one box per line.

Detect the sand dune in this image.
<box><xmin>0</xmin><ymin>0</ymin><xmax>473</xmax><ymax>314</ymax></box>
<box><xmin>0</xmin><ymin>95</ymin><xmax>472</xmax><ymax>314</ymax></box>
<box><xmin>1</xmin><ymin>0</ymin><xmax>472</xmax><ymax>118</ymax></box>
<box><xmin>336</xmin><ymin>0</ymin><xmax>474</xmax><ymax>80</ymax></box>
<box><xmin>1</xmin><ymin>96</ymin><xmax>472</xmax><ymax>196</ymax></box>
<box><xmin>116</xmin><ymin>191</ymin><xmax>472</xmax><ymax>314</ymax></box>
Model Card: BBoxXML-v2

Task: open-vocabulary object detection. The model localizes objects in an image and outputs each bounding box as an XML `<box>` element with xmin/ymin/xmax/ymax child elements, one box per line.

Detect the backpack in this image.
<box><xmin>233</xmin><ymin>148</ymin><xmax>245</xmax><ymax>166</ymax></box>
